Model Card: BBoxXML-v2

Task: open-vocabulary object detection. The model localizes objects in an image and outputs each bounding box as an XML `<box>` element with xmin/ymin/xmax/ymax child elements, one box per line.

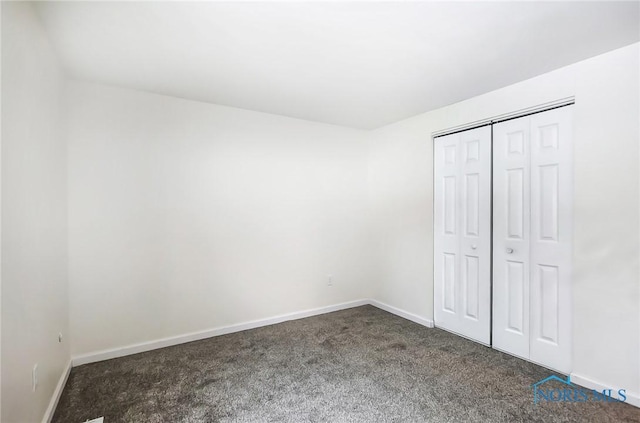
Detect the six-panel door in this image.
<box><xmin>492</xmin><ymin>106</ymin><xmax>573</xmax><ymax>373</ymax></box>
<box><xmin>434</xmin><ymin>126</ymin><xmax>492</xmax><ymax>345</ymax></box>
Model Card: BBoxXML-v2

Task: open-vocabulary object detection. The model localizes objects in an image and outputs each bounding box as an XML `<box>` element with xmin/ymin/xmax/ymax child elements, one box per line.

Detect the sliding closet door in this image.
<box><xmin>493</xmin><ymin>106</ymin><xmax>573</xmax><ymax>373</ymax></box>
<box><xmin>492</xmin><ymin>116</ymin><xmax>531</xmax><ymax>360</ymax></box>
<box><xmin>434</xmin><ymin>126</ymin><xmax>491</xmax><ymax>345</ymax></box>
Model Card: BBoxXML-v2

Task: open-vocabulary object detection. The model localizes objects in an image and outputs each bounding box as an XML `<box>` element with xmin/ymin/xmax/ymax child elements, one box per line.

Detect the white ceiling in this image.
<box><xmin>36</xmin><ymin>1</ymin><xmax>639</xmax><ymax>129</ymax></box>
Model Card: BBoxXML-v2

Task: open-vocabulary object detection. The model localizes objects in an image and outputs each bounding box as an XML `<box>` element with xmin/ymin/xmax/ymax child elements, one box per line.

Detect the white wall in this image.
<box><xmin>368</xmin><ymin>43</ymin><xmax>640</xmax><ymax>398</ymax></box>
<box><xmin>66</xmin><ymin>81</ymin><xmax>372</xmax><ymax>356</ymax></box>
<box><xmin>1</xmin><ymin>3</ymin><xmax>69</xmax><ymax>423</ymax></box>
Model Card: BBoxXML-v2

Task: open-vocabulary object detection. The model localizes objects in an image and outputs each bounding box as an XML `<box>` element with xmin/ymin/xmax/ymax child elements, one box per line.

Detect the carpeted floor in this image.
<box><xmin>53</xmin><ymin>305</ymin><xmax>639</xmax><ymax>422</ymax></box>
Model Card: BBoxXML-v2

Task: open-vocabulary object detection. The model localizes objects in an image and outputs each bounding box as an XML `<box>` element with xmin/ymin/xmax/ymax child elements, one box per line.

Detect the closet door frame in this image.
<box><xmin>432</xmin><ymin>101</ymin><xmax>574</xmax><ymax>374</ymax></box>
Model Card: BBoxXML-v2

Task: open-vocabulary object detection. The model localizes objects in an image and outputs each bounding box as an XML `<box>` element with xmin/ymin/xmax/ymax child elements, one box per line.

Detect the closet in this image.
<box><xmin>434</xmin><ymin>105</ymin><xmax>573</xmax><ymax>373</ymax></box>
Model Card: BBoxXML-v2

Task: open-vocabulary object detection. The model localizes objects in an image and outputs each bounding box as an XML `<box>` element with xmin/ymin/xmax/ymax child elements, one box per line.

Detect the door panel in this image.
<box><xmin>434</xmin><ymin>126</ymin><xmax>491</xmax><ymax>345</ymax></box>
<box><xmin>443</xmin><ymin>253</ymin><xmax>456</xmax><ymax>312</ymax></box>
<box><xmin>529</xmin><ymin>107</ymin><xmax>573</xmax><ymax>373</ymax></box>
<box><xmin>435</xmin><ymin>134</ymin><xmax>460</xmax><ymax>331</ymax></box>
<box><xmin>464</xmin><ymin>255</ymin><xmax>479</xmax><ymax>319</ymax></box>
<box><xmin>465</xmin><ymin>173</ymin><xmax>480</xmax><ymax>236</ymax></box>
<box><xmin>506</xmin><ymin>261</ymin><xmax>525</xmax><ymax>333</ymax></box>
<box><xmin>444</xmin><ymin>176</ymin><xmax>457</xmax><ymax>234</ymax></box>
<box><xmin>492</xmin><ymin>106</ymin><xmax>572</xmax><ymax>373</ymax></box>
<box><xmin>493</xmin><ymin>116</ymin><xmax>531</xmax><ymax>360</ymax></box>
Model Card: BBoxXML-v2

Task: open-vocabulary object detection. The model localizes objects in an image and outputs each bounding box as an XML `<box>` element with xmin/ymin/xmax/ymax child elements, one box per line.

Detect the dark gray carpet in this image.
<box><xmin>52</xmin><ymin>305</ymin><xmax>639</xmax><ymax>422</ymax></box>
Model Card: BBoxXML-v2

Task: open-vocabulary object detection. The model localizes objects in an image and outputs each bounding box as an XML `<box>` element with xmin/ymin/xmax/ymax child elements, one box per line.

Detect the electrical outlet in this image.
<box><xmin>327</xmin><ymin>275</ymin><xmax>333</xmax><ymax>287</ymax></box>
<box><xmin>58</xmin><ymin>332</ymin><xmax>63</xmax><ymax>343</ymax></box>
<box><xmin>32</xmin><ymin>364</ymin><xmax>38</xmax><ymax>392</ymax></box>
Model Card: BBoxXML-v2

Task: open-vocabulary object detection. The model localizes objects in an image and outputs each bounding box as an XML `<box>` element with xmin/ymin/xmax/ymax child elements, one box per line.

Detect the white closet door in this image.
<box><xmin>434</xmin><ymin>132</ymin><xmax>461</xmax><ymax>337</ymax></box>
<box><xmin>492</xmin><ymin>116</ymin><xmax>531</xmax><ymax>360</ymax></box>
<box><xmin>434</xmin><ymin>126</ymin><xmax>491</xmax><ymax>345</ymax></box>
<box><xmin>493</xmin><ymin>106</ymin><xmax>573</xmax><ymax>374</ymax></box>
<box><xmin>529</xmin><ymin>107</ymin><xmax>573</xmax><ymax>373</ymax></box>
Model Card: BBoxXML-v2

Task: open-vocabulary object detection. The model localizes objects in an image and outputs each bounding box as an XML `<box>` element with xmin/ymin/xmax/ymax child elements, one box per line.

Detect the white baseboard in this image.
<box><xmin>571</xmin><ymin>373</ymin><xmax>640</xmax><ymax>408</ymax></box>
<box><xmin>369</xmin><ymin>299</ymin><xmax>435</xmax><ymax>328</ymax></box>
<box><xmin>42</xmin><ymin>359</ymin><xmax>72</xmax><ymax>423</ymax></box>
<box><xmin>72</xmin><ymin>299</ymin><xmax>434</xmax><ymax>367</ymax></box>
<box><xmin>72</xmin><ymin>299</ymin><xmax>370</xmax><ymax>366</ymax></box>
